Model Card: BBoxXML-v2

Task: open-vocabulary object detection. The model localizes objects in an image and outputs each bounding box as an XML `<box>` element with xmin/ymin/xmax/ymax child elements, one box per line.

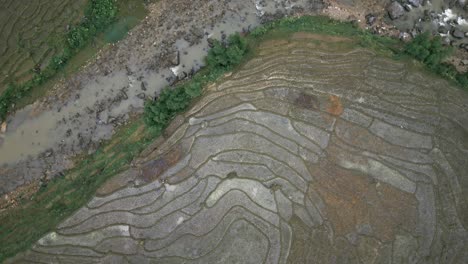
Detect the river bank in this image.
<box><xmin>0</xmin><ymin>0</ymin><xmax>324</xmax><ymax>196</ymax></box>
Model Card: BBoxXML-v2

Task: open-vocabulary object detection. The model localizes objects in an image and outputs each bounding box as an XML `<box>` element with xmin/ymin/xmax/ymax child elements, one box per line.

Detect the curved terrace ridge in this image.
<box><xmin>7</xmin><ymin>34</ymin><xmax>468</xmax><ymax>263</ymax></box>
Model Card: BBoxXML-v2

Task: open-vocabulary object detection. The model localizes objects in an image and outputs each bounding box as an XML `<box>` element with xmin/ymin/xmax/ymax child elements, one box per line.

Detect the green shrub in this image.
<box><xmin>404</xmin><ymin>32</ymin><xmax>468</xmax><ymax>90</ymax></box>
<box><xmin>84</xmin><ymin>0</ymin><xmax>118</xmax><ymax>31</ymax></box>
<box><xmin>250</xmin><ymin>25</ymin><xmax>269</xmax><ymax>37</ymax></box>
<box><xmin>145</xmin><ymin>32</ymin><xmax>249</xmax><ymax>130</ymax></box>
<box><xmin>404</xmin><ymin>33</ymin><xmax>452</xmax><ymax>67</ymax></box>
<box><xmin>206</xmin><ymin>33</ymin><xmax>248</xmax><ymax>69</ymax></box>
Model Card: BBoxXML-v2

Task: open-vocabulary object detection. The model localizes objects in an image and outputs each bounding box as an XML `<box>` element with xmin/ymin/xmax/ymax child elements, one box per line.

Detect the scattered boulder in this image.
<box><xmin>388</xmin><ymin>2</ymin><xmax>405</xmax><ymax>20</ymax></box>
<box><xmin>170</xmin><ymin>50</ymin><xmax>180</xmax><ymax>66</ymax></box>
<box><xmin>452</xmin><ymin>28</ymin><xmax>465</xmax><ymax>39</ymax></box>
<box><xmin>177</xmin><ymin>71</ymin><xmax>188</xmax><ymax>80</ymax></box>
<box><xmin>460</xmin><ymin>43</ymin><xmax>468</xmax><ymax>51</ymax></box>
<box><xmin>166</xmin><ymin>75</ymin><xmax>177</xmax><ymax>86</ymax></box>
<box><xmin>118</xmin><ymin>89</ymin><xmax>128</xmax><ymax>101</ymax></box>
<box><xmin>137</xmin><ymin>93</ymin><xmax>146</xmax><ymax>100</ymax></box>
<box><xmin>408</xmin><ymin>0</ymin><xmax>421</xmax><ymax>7</ymax></box>
<box><xmin>365</xmin><ymin>14</ymin><xmax>377</xmax><ymax>26</ymax></box>
<box><xmin>438</xmin><ymin>25</ymin><xmax>449</xmax><ymax>33</ymax></box>
<box><xmin>443</xmin><ymin>37</ymin><xmax>451</xmax><ymax>46</ymax></box>
<box><xmin>399</xmin><ymin>32</ymin><xmax>412</xmax><ymax>42</ymax></box>
<box><xmin>403</xmin><ymin>4</ymin><xmax>412</xmax><ymax>12</ymax></box>
<box><xmin>141</xmin><ymin>82</ymin><xmax>147</xmax><ymax>91</ymax></box>
<box><xmin>44</xmin><ymin>149</ymin><xmax>53</xmax><ymax>158</ymax></box>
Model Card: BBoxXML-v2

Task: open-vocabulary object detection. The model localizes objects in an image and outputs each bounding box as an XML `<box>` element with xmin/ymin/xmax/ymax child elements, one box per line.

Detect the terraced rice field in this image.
<box><xmin>0</xmin><ymin>0</ymin><xmax>87</xmax><ymax>91</ymax></box>
<box><xmin>7</xmin><ymin>34</ymin><xmax>468</xmax><ymax>263</ymax></box>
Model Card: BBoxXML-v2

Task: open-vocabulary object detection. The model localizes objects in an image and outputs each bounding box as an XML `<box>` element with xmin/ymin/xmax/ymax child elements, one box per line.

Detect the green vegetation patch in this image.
<box><xmin>144</xmin><ymin>33</ymin><xmax>248</xmax><ymax>130</ymax></box>
<box><xmin>404</xmin><ymin>33</ymin><xmax>468</xmax><ymax>89</ymax></box>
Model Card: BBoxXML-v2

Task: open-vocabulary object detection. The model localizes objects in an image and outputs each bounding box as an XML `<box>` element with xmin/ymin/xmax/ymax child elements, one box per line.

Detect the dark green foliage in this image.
<box><xmin>85</xmin><ymin>0</ymin><xmax>118</xmax><ymax>31</ymax></box>
<box><xmin>404</xmin><ymin>32</ymin><xmax>467</xmax><ymax>90</ymax></box>
<box><xmin>206</xmin><ymin>33</ymin><xmax>248</xmax><ymax>69</ymax></box>
<box><xmin>250</xmin><ymin>25</ymin><xmax>268</xmax><ymax>37</ymax></box>
<box><xmin>145</xmin><ymin>32</ymin><xmax>249</xmax><ymax>130</ymax></box>
<box><xmin>404</xmin><ymin>33</ymin><xmax>452</xmax><ymax>67</ymax></box>
<box><xmin>68</xmin><ymin>0</ymin><xmax>117</xmax><ymax>49</ymax></box>
<box><xmin>0</xmin><ymin>0</ymin><xmax>118</xmax><ymax>122</ymax></box>
<box><xmin>184</xmin><ymin>82</ymin><xmax>202</xmax><ymax>98</ymax></box>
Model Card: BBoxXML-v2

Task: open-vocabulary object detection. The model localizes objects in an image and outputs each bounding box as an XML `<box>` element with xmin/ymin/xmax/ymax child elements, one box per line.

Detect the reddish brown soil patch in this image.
<box><xmin>326</xmin><ymin>95</ymin><xmax>344</xmax><ymax>116</ymax></box>
<box><xmin>308</xmin><ymin>160</ymin><xmax>418</xmax><ymax>242</ymax></box>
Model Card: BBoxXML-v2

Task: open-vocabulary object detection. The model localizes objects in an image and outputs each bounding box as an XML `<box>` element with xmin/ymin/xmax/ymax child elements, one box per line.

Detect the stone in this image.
<box><xmin>438</xmin><ymin>25</ymin><xmax>449</xmax><ymax>34</ymax></box>
<box><xmin>170</xmin><ymin>50</ymin><xmax>180</xmax><ymax>66</ymax></box>
<box><xmin>137</xmin><ymin>93</ymin><xmax>146</xmax><ymax>100</ymax></box>
<box><xmin>177</xmin><ymin>71</ymin><xmax>188</xmax><ymax>80</ymax></box>
<box><xmin>452</xmin><ymin>28</ymin><xmax>465</xmax><ymax>39</ymax></box>
<box><xmin>140</xmin><ymin>81</ymin><xmax>147</xmax><ymax>91</ymax></box>
<box><xmin>407</xmin><ymin>0</ymin><xmax>421</xmax><ymax>7</ymax></box>
<box><xmin>44</xmin><ymin>149</ymin><xmax>53</xmax><ymax>158</ymax></box>
<box><xmin>365</xmin><ymin>14</ymin><xmax>376</xmax><ymax>25</ymax></box>
<box><xmin>388</xmin><ymin>2</ymin><xmax>405</xmax><ymax>20</ymax></box>
<box><xmin>118</xmin><ymin>89</ymin><xmax>128</xmax><ymax>101</ymax></box>
<box><xmin>443</xmin><ymin>37</ymin><xmax>451</xmax><ymax>46</ymax></box>
<box><xmin>0</xmin><ymin>121</ymin><xmax>6</xmax><ymax>133</ymax></box>
<box><xmin>399</xmin><ymin>32</ymin><xmax>411</xmax><ymax>42</ymax></box>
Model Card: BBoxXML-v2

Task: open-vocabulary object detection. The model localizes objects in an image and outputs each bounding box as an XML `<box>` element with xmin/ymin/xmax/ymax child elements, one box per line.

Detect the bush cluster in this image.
<box><xmin>404</xmin><ymin>33</ymin><xmax>468</xmax><ymax>89</ymax></box>
<box><xmin>0</xmin><ymin>0</ymin><xmax>118</xmax><ymax>122</ymax></box>
<box><xmin>144</xmin><ymin>33</ymin><xmax>248</xmax><ymax>130</ymax></box>
<box><xmin>68</xmin><ymin>0</ymin><xmax>117</xmax><ymax>49</ymax></box>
